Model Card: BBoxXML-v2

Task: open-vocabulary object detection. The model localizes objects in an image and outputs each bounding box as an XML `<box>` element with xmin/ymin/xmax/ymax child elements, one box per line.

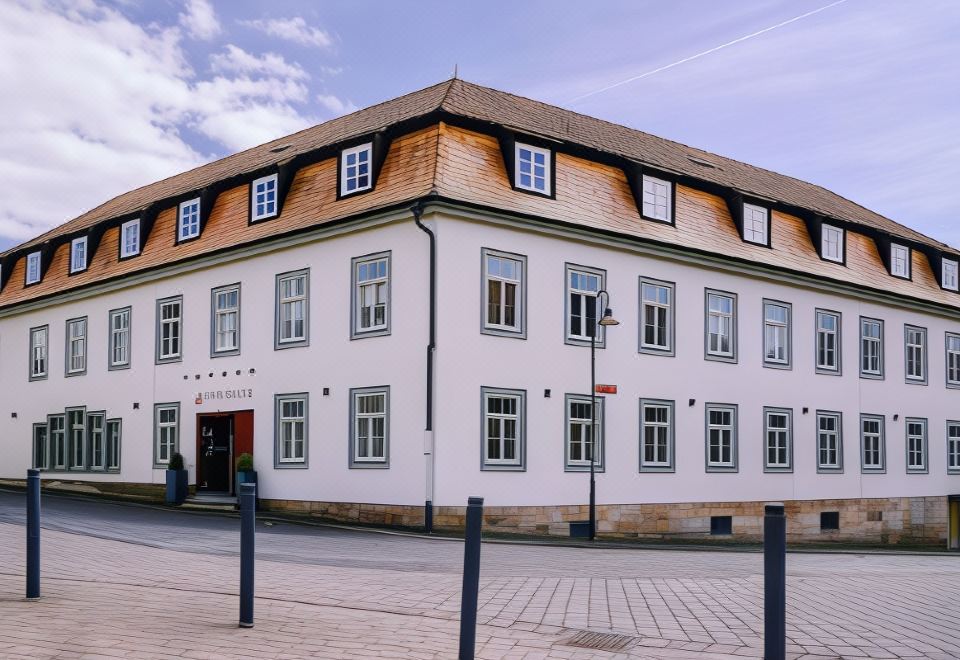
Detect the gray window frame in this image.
<box><xmin>762</xmin><ymin>299</ymin><xmax>792</xmax><ymax>369</ymax></box>
<box><xmin>48</xmin><ymin>414</ymin><xmax>66</xmax><ymax>471</ymax></box>
<box><xmin>106</xmin><ymin>418</ymin><xmax>122</xmax><ymax>472</ymax></box>
<box><xmin>64</xmin><ymin>316</ymin><xmax>88</xmax><ymax>377</ymax></box>
<box><xmin>32</xmin><ymin>423</ymin><xmax>48</xmax><ymax>471</ymax></box>
<box><xmin>860</xmin><ymin>413</ymin><xmax>886</xmax><ymax>474</ymax></box>
<box><xmin>351</xmin><ymin>251</ymin><xmax>392</xmax><ymax>339</ymax></box>
<box><xmin>564</xmin><ymin>263</ymin><xmax>606</xmax><ymax>348</ymax></box>
<box><xmin>814</xmin><ymin>309</ymin><xmax>841</xmax><ymax>375</ymax></box>
<box><xmin>859</xmin><ymin>317</ymin><xmax>884</xmax><ymax>380</ymax></box>
<box><xmin>25</xmin><ymin>251</ymin><xmax>42</xmax><ymax>284</ymax></box>
<box><xmin>481</xmin><ymin>248</ymin><xmax>527</xmax><ymax>339</ymax></box>
<box><xmin>905</xmin><ymin>417</ymin><xmax>929</xmax><ymax>474</ymax></box>
<box><xmin>87</xmin><ymin>411</ymin><xmax>106</xmax><ymax>471</ymax></box>
<box><xmin>155</xmin><ymin>296</ymin><xmax>183</xmax><ymax>364</ymax></box>
<box><xmin>564</xmin><ymin>393</ymin><xmax>605</xmax><ymax>472</ymax></box>
<box><xmin>638</xmin><ymin>276</ymin><xmax>676</xmax><ymax>356</ymax></box>
<box><xmin>890</xmin><ymin>243</ymin><xmax>911</xmax><ymax>279</ymax></box>
<box><xmin>480</xmin><ymin>386</ymin><xmax>527</xmax><ymax>472</ymax></box>
<box><xmin>704</xmin><ymin>289</ymin><xmax>737</xmax><ymax>363</ymax></box>
<box><xmin>108</xmin><ymin>307</ymin><xmax>132</xmax><ymax>371</ymax></box>
<box><xmin>639</xmin><ymin>398</ymin><xmax>675</xmax><ymax>473</ymax></box>
<box><xmin>349</xmin><ymin>386</ymin><xmax>391</xmax><ymax>468</ymax></box>
<box><xmin>763</xmin><ymin>407</ymin><xmax>794</xmax><ymax>473</ymax></box>
<box><xmin>274</xmin><ymin>269</ymin><xmax>310</xmax><ymax>350</ymax></box>
<box><xmin>28</xmin><ymin>325</ymin><xmax>49</xmax><ymax>381</ymax></box>
<box><xmin>947</xmin><ymin>421</ymin><xmax>960</xmax><ymax>475</ymax></box>
<box><xmin>210</xmin><ymin>283</ymin><xmax>241</xmax><ymax>357</ymax></box>
<box><xmin>66</xmin><ymin>406</ymin><xmax>86</xmax><ymax>471</ymax></box>
<box><xmin>904</xmin><ymin>324</ymin><xmax>928</xmax><ymax>385</ymax></box>
<box><xmin>815</xmin><ymin>410</ymin><xmax>844</xmax><ymax>473</ymax></box>
<box><xmin>946</xmin><ymin>332</ymin><xmax>960</xmax><ymax>389</ymax></box>
<box><xmin>274</xmin><ymin>393</ymin><xmax>309</xmax><ymax>468</ymax></box>
<box><xmin>70</xmin><ymin>236</ymin><xmax>88</xmax><ymax>274</ymax></box>
<box><xmin>153</xmin><ymin>402</ymin><xmax>180</xmax><ymax>468</ymax></box>
<box><xmin>704</xmin><ymin>403</ymin><xmax>738</xmax><ymax>473</ymax></box>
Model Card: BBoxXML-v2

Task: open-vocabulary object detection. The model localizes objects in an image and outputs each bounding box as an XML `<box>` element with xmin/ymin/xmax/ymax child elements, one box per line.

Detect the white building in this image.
<box><xmin>1</xmin><ymin>80</ymin><xmax>958</xmax><ymax>545</ymax></box>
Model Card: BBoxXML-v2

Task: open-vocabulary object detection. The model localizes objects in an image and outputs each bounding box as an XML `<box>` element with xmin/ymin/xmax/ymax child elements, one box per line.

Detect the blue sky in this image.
<box><xmin>0</xmin><ymin>0</ymin><xmax>957</xmax><ymax>252</ymax></box>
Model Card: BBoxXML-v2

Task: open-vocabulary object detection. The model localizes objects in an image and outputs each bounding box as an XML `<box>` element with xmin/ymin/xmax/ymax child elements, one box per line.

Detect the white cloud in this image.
<box><xmin>210</xmin><ymin>44</ymin><xmax>308</xmax><ymax>80</ymax></box>
<box><xmin>239</xmin><ymin>16</ymin><xmax>332</xmax><ymax>48</ymax></box>
<box><xmin>179</xmin><ymin>0</ymin><xmax>220</xmax><ymax>40</ymax></box>
<box><xmin>316</xmin><ymin>94</ymin><xmax>357</xmax><ymax>116</ymax></box>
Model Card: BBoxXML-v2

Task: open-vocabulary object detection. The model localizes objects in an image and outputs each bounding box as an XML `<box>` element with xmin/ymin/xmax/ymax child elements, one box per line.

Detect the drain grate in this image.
<box><xmin>560</xmin><ymin>630</ymin><xmax>638</xmax><ymax>652</ymax></box>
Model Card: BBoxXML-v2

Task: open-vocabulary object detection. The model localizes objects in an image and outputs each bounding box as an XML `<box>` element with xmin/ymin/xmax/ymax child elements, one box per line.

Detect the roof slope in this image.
<box><xmin>3</xmin><ymin>78</ymin><xmax>950</xmax><ymax>256</ymax></box>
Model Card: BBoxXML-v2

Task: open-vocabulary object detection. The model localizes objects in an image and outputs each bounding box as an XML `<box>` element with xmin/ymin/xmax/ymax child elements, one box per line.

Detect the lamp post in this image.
<box><xmin>590</xmin><ymin>290</ymin><xmax>619</xmax><ymax>541</ymax></box>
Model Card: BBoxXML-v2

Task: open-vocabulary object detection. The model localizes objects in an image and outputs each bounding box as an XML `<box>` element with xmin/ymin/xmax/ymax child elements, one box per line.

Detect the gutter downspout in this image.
<box><xmin>412</xmin><ymin>199</ymin><xmax>436</xmax><ymax>533</ymax></box>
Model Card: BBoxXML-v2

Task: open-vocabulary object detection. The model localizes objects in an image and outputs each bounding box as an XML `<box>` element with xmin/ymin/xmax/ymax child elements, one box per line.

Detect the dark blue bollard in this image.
<box><xmin>26</xmin><ymin>469</ymin><xmax>40</xmax><ymax>600</ymax></box>
<box><xmin>458</xmin><ymin>496</ymin><xmax>484</xmax><ymax>660</ymax></box>
<box><xmin>239</xmin><ymin>483</ymin><xmax>255</xmax><ymax>628</ymax></box>
<box><xmin>424</xmin><ymin>500</ymin><xmax>433</xmax><ymax>534</ymax></box>
<box><xmin>764</xmin><ymin>503</ymin><xmax>786</xmax><ymax>660</ymax></box>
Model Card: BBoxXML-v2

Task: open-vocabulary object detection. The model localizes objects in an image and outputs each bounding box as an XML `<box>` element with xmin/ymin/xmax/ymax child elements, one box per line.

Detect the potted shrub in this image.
<box><xmin>235</xmin><ymin>453</ymin><xmax>257</xmax><ymax>507</ymax></box>
<box><xmin>165</xmin><ymin>452</ymin><xmax>188</xmax><ymax>505</ymax></box>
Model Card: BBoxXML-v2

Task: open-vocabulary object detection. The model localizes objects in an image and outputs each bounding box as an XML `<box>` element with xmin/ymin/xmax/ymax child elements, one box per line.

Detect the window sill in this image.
<box><xmin>639</xmin><ymin>465</ymin><xmax>675</xmax><ymax>473</ymax></box>
<box><xmin>349</xmin><ymin>462</ymin><xmax>390</xmax><ymax>469</ymax></box>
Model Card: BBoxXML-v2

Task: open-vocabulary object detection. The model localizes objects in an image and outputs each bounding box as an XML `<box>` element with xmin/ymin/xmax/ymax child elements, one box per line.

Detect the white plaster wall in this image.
<box><xmin>432</xmin><ymin>213</ymin><xmax>960</xmax><ymax>507</ymax></box>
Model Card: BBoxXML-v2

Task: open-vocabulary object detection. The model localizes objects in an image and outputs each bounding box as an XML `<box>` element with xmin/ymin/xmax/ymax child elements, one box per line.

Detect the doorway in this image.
<box><xmin>950</xmin><ymin>495</ymin><xmax>960</xmax><ymax>551</ymax></box>
<box><xmin>196</xmin><ymin>410</ymin><xmax>254</xmax><ymax>495</ymax></box>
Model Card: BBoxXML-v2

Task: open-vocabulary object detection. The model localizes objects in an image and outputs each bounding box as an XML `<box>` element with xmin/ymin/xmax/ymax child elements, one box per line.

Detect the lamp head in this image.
<box><xmin>599</xmin><ymin>307</ymin><xmax>619</xmax><ymax>326</ymax></box>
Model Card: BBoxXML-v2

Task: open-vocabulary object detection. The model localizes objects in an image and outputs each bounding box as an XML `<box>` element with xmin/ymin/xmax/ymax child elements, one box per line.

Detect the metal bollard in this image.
<box><xmin>26</xmin><ymin>469</ymin><xmax>40</xmax><ymax>601</ymax></box>
<box><xmin>239</xmin><ymin>483</ymin><xmax>255</xmax><ymax>628</ymax></box>
<box><xmin>764</xmin><ymin>503</ymin><xmax>786</xmax><ymax>660</ymax></box>
<box><xmin>458</xmin><ymin>496</ymin><xmax>484</xmax><ymax>660</ymax></box>
<box><xmin>425</xmin><ymin>500</ymin><xmax>434</xmax><ymax>534</ymax></box>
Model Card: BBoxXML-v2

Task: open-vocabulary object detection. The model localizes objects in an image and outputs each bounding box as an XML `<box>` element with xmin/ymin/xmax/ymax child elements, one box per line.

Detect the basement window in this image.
<box><xmin>340</xmin><ymin>143</ymin><xmax>372</xmax><ymax>196</ymax></box>
<box><xmin>710</xmin><ymin>516</ymin><xmax>732</xmax><ymax>535</ymax></box>
<box><xmin>514</xmin><ymin>142</ymin><xmax>551</xmax><ymax>195</ymax></box>
<box><xmin>820</xmin><ymin>511</ymin><xmax>840</xmax><ymax>531</ymax></box>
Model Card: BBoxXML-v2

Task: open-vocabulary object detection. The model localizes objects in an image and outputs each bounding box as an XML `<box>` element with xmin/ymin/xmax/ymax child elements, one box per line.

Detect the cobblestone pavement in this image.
<box><xmin>0</xmin><ymin>492</ymin><xmax>959</xmax><ymax>658</ymax></box>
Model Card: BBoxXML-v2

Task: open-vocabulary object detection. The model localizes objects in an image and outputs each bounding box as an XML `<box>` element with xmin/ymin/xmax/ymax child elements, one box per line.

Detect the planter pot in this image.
<box><xmin>165</xmin><ymin>469</ymin><xmax>188</xmax><ymax>505</ymax></box>
<box><xmin>236</xmin><ymin>470</ymin><xmax>258</xmax><ymax>509</ymax></box>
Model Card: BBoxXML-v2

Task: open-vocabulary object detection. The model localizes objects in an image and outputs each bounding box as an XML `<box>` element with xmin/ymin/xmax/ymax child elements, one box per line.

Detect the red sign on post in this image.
<box><xmin>595</xmin><ymin>384</ymin><xmax>617</xmax><ymax>394</ymax></box>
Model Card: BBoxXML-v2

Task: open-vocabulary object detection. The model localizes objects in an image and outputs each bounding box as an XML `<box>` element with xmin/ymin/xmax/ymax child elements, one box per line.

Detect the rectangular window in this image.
<box><xmin>943</xmin><ymin>258</ymin><xmax>959</xmax><ymax>291</ymax></box>
<box><xmin>705</xmin><ymin>404</ymin><xmax>737</xmax><ymax>471</ymax></box>
<box><xmin>65</xmin><ymin>317</ymin><xmax>87</xmax><ymax>376</ymax></box>
<box><xmin>70</xmin><ymin>236</ymin><xmax>88</xmax><ymax>273</ymax></box>
<box><xmin>49</xmin><ymin>415</ymin><xmax>66</xmax><ymax>470</ymax></box>
<box><xmin>764</xmin><ymin>407</ymin><xmax>793</xmax><ymax>472</ymax></box>
<box><xmin>890</xmin><ymin>243</ymin><xmax>910</xmax><ymax>278</ymax></box>
<box><xmin>821</xmin><ymin>224</ymin><xmax>844</xmax><ymax>262</ymax></box>
<box><xmin>904</xmin><ymin>325</ymin><xmax>927</xmax><ymax>384</ymax></box>
<box><xmin>742</xmin><ymin>203</ymin><xmax>769</xmax><ymax>245</ymax></box>
<box><xmin>905</xmin><ymin>418</ymin><xmax>928</xmax><ymax>473</ymax></box>
<box><xmin>860</xmin><ymin>414</ymin><xmax>886</xmax><ymax>472</ymax></box>
<box><xmin>641</xmin><ymin>174</ymin><xmax>672</xmax><ymax>222</ymax></box>
<box><xmin>704</xmin><ymin>290</ymin><xmax>736</xmax><ymax>361</ymax></box>
<box><xmin>710</xmin><ymin>516</ymin><xmax>732</xmax><ymax>536</ymax></box>
<box><xmin>106</xmin><ymin>419</ymin><xmax>122</xmax><ymax>471</ymax></box>
<box><xmin>763</xmin><ymin>300</ymin><xmax>791</xmax><ymax>368</ymax></box>
<box><xmin>25</xmin><ymin>251</ymin><xmax>42</xmax><ymax>285</ymax></box>
<box><xmin>639</xmin><ymin>278</ymin><xmax>674</xmax><ymax>355</ymax></box>
<box><xmin>820</xmin><ymin>512</ymin><xmax>840</xmax><ymax>531</ymax></box>
<box><xmin>352</xmin><ymin>253</ymin><xmax>390</xmax><ymax>337</ymax></box>
<box><xmin>154</xmin><ymin>403</ymin><xmax>179</xmax><ymax>467</ymax></box>
<box><xmin>816</xmin><ymin>411</ymin><xmax>843</xmax><ymax>472</ymax></box>
<box><xmin>211</xmin><ymin>284</ymin><xmax>240</xmax><ymax>356</ymax></box>
<box><xmin>275</xmin><ymin>270</ymin><xmax>309</xmax><ymax>348</ymax></box>
<box><xmin>565</xmin><ymin>394</ymin><xmax>603</xmax><ymax>471</ymax></box>
<box><xmin>859</xmin><ymin>317</ymin><xmax>883</xmax><ymax>379</ymax></box>
<box><xmin>32</xmin><ymin>424</ymin><xmax>48</xmax><ymax>470</ymax></box>
<box><xmin>947</xmin><ymin>333</ymin><xmax>960</xmax><ymax>388</ymax></box>
<box><xmin>275</xmin><ymin>394</ymin><xmax>307</xmax><ymax>466</ymax></box>
<box><xmin>156</xmin><ymin>297</ymin><xmax>183</xmax><ymax>363</ymax></box>
<box><xmin>351</xmin><ymin>387</ymin><xmax>390</xmax><ymax>467</ymax></box>
<box><xmin>481</xmin><ymin>388</ymin><xmax>525</xmax><ymax>470</ymax></box>
<box><xmin>340</xmin><ymin>143</ymin><xmax>372</xmax><ymax>195</ymax></box>
<box><xmin>88</xmin><ymin>412</ymin><xmax>105</xmax><ymax>470</ymax></box>
<box><xmin>29</xmin><ymin>325</ymin><xmax>48</xmax><ymax>380</ymax></box>
<box><xmin>514</xmin><ymin>142</ymin><xmax>551</xmax><ymax>194</ymax></box>
<box><xmin>482</xmin><ymin>249</ymin><xmax>525</xmax><ymax>337</ymax></box>
<box><xmin>178</xmin><ymin>197</ymin><xmax>200</xmax><ymax>241</ymax></box>
<box><xmin>251</xmin><ymin>174</ymin><xmax>278</xmax><ymax>221</ymax></box>
<box><xmin>109</xmin><ymin>307</ymin><xmax>131</xmax><ymax>370</ymax></box>
<box><xmin>639</xmin><ymin>399</ymin><xmax>675</xmax><ymax>472</ymax></box>
<box><xmin>948</xmin><ymin>421</ymin><xmax>960</xmax><ymax>474</ymax></box>
<box><xmin>67</xmin><ymin>408</ymin><xmax>85</xmax><ymax>470</ymax></box>
<box><xmin>815</xmin><ymin>310</ymin><xmax>841</xmax><ymax>374</ymax></box>
<box><xmin>120</xmin><ymin>219</ymin><xmax>140</xmax><ymax>258</ymax></box>
<box><xmin>565</xmin><ymin>265</ymin><xmax>604</xmax><ymax>345</ymax></box>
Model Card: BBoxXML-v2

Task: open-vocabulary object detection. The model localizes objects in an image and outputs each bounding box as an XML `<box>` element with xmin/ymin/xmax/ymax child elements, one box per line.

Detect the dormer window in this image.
<box><xmin>120</xmin><ymin>219</ymin><xmax>141</xmax><ymax>258</ymax></box>
<box><xmin>821</xmin><ymin>224</ymin><xmax>844</xmax><ymax>263</ymax></box>
<box><xmin>890</xmin><ymin>243</ymin><xmax>910</xmax><ymax>279</ymax></box>
<box><xmin>641</xmin><ymin>174</ymin><xmax>673</xmax><ymax>223</ymax></box>
<box><xmin>514</xmin><ymin>143</ymin><xmax>551</xmax><ymax>195</ymax></box>
<box><xmin>742</xmin><ymin>203</ymin><xmax>769</xmax><ymax>246</ymax></box>
<box><xmin>25</xmin><ymin>251</ymin><xmax>41</xmax><ymax>285</ymax></box>
<box><xmin>943</xmin><ymin>258</ymin><xmax>959</xmax><ymax>291</ymax></box>
<box><xmin>340</xmin><ymin>143</ymin><xmax>372</xmax><ymax>196</ymax></box>
<box><xmin>178</xmin><ymin>198</ymin><xmax>200</xmax><ymax>242</ymax></box>
<box><xmin>70</xmin><ymin>236</ymin><xmax>88</xmax><ymax>274</ymax></box>
<box><xmin>251</xmin><ymin>174</ymin><xmax>278</xmax><ymax>222</ymax></box>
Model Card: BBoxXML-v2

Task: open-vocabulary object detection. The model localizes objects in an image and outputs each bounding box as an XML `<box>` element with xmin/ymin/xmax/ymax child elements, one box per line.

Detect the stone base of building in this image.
<box><xmin>261</xmin><ymin>496</ymin><xmax>949</xmax><ymax>545</ymax></box>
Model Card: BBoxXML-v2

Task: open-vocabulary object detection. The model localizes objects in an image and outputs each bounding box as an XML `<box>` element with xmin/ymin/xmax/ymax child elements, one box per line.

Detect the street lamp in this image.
<box><xmin>590</xmin><ymin>290</ymin><xmax>619</xmax><ymax>541</ymax></box>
